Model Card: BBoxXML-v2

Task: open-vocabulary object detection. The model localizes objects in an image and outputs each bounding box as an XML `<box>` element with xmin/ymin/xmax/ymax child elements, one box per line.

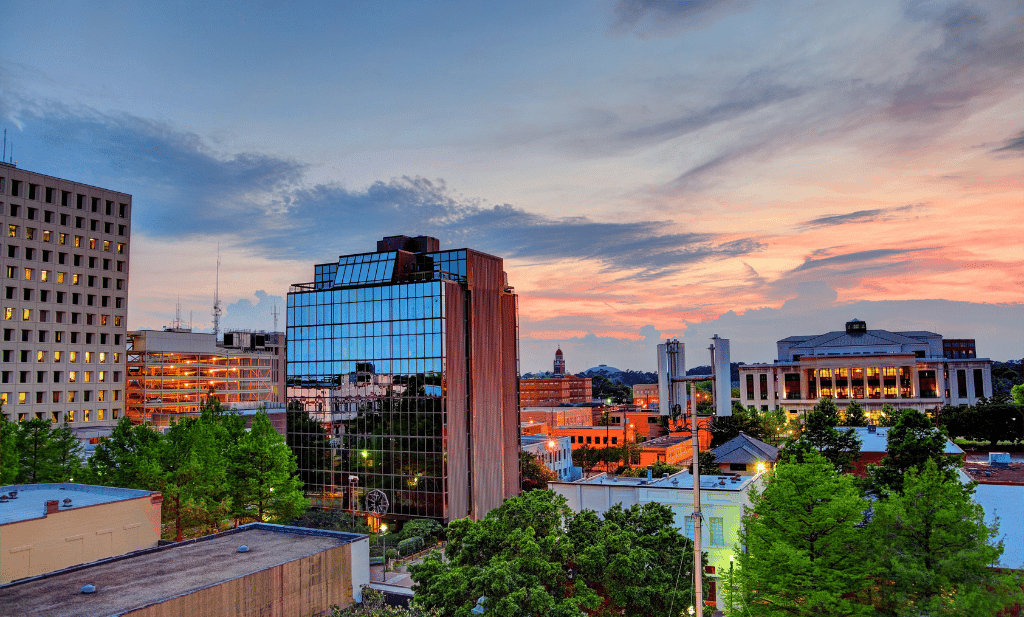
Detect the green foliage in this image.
<box><xmin>571</xmin><ymin>444</ymin><xmax>603</xmax><ymax>474</ymax></box>
<box><xmin>735</xmin><ymin>450</ymin><xmax>872</xmax><ymax>616</ymax></box>
<box><xmin>291</xmin><ymin>508</ymin><xmax>371</xmax><ymax>534</ymax></box>
<box><xmin>410</xmin><ymin>490</ymin><xmax>702</xmax><ymax>617</ymax></box>
<box><xmin>868</xmin><ymin>408</ymin><xmax>958</xmax><ymax>495</ymax></box>
<box><xmin>520</xmin><ymin>450</ymin><xmax>556</xmax><ymax>492</ymax></box>
<box><xmin>330</xmin><ymin>587</ymin><xmax>440</xmax><ymax>616</ymax></box>
<box><xmin>842</xmin><ymin>400</ymin><xmax>868</xmax><ymax>427</ymax></box>
<box><xmin>711</xmin><ymin>403</ymin><xmax>787</xmax><ymax>447</ymax></box>
<box><xmin>591</xmin><ymin>376</ymin><xmax>633</xmax><ymax>404</ymax></box>
<box><xmin>939</xmin><ymin>396</ymin><xmax>1024</xmax><ymax>446</ymax></box>
<box><xmin>783</xmin><ymin>398</ymin><xmax>861</xmax><ymax>473</ymax></box>
<box><xmin>699</xmin><ymin>450</ymin><xmax>718</xmax><ymax>476</ymax></box>
<box><xmin>867</xmin><ymin>460</ymin><xmax>1022</xmax><ymax>616</ymax></box>
<box><xmin>0</xmin><ymin>412</ymin><xmax>18</xmax><ymax>485</ymax></box>
<box><xmin>398</xmin><ymin>535</ymin><xmax>425</xmax><ymax>556</ymax></box>
<box><xmin>87</xmin><ymin>416</ymin><xmax>163</xmax><ymax>488</ymax></box>
<box><xmin>47</xmin><ymin>420</ymin><xmax>84</xmax><ymax>482</ymax></box>
<box><xmin>618</xmin><ymin>459</ymin><xmax>682</xmax><ymax>478</ymax></box>
<box><xmin>876</xmin><ymin>403</ymin><xmax>899</xmax><ymax>427</ymax></box>
<box><xmin>227</xmin><ymin>410</ymin><xmax>309</xmax><ymax>523</ymax></box>
<box><xmin>401</xmin><ymin>518</ymin><xmax>443</xmax><ymax>543</ymax></box>
<box><xmin>158</xmin><ymin>410</ymin><xmax>232</xmax><ymax>540</ymax></box>
<box><xmin>1013</xmin><ymin>382</ymin><xmax>1023</xmax><ymax>406</ymax></box>
<box><xmin>16</xmin><ymin>418</ymin><xmax>58</xmax><ymax>483</ymax></box>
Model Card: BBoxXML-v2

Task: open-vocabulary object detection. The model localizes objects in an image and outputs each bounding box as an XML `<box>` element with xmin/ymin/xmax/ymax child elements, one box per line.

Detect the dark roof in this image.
<box><xmin>785</xmin><ymin>328</ymin><xmax>939</xmax><ymax>350</ymax></box>
<box><xmin>711</xmin><ymin>432</ymin><xmax>779</xmax><ymax>464</ymax></box>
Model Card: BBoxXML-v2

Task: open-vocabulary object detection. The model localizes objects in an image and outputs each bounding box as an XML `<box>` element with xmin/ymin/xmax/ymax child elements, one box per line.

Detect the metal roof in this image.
<box><xmin>712</xmin><ymin>433</ymin><xmax>779</xmax><ymax>464</ymax></box>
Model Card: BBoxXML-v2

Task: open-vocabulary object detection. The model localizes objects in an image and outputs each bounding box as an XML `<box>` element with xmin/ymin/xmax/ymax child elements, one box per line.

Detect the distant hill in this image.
<box><xmin>576</xmin><ymin>368</ymin><xmax>658</xmax><ymax>387</ymax></box>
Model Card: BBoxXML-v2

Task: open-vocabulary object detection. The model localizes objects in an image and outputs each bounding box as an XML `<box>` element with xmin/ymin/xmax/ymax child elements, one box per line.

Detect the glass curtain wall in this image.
<box><xmin>288</xmin><ymin>251</ymin><xmax>468</xmax><ymax>521</ymax></box>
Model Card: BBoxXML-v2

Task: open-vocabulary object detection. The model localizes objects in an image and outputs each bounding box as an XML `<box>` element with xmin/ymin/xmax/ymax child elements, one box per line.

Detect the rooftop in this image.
<box><xmin>575</xmin><ymin>470</ymin><xmax>759</xmax><ymax>492</ymax></box>
<box><xmin>850</xmin><ymin>427</ymin><xmax>964</xmax><ymax>455</ymax></box>
<box><xmin>712</xmin><ymin>432</ymin><xmax>779</xmax><ymax>464</ymax></box>
<box><xmin>0</xmin><ymin>524</ymin><xmax>366</xmax><ymax>617</ymax></box>
<box><xmin>973</xmin><ymin>484</ymin><xmax>1024</xmax><ymax>570</ymax></box>
<box><xmin>0</xmin><ymin>484</ymin><xmax>156</xmax><ymax>526</ymax></box>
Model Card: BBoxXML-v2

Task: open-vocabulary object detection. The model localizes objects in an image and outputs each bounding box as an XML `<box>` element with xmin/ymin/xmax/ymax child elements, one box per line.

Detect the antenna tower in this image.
<box><xmin>212</xmin><ymin>248</ymin><xmax>223</xmax><ymax>339</ymax></box>
<box><xmin>272</xmin><ymin>304</ymin><xmax>280</xmax><ymax>332</ymax></box>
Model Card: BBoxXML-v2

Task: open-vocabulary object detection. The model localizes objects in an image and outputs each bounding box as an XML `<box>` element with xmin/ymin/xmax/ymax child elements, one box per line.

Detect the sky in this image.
<box><xmin>2</xmin><ymin>0</ymin><xmax>1022</xmax><ymax>372</ymax></box>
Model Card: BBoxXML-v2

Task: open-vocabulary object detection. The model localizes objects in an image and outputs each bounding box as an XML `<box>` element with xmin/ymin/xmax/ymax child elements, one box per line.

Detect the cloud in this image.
<box><xmin>800</xmin><ymin>204</ymin><xmax>919</xmax><ymax>228</ymax></box>
<box><xmin>991</xmin><ymin>130</ymin><xmax>1024</xmax><ymax>153</ymax></box>
<box><xmin>221</xmin><ymin>290</ymin><xmax>285</xmax><ymax>333</ymax></box>
<box><xmin>790</xmin><ymin>248</ymin><xmax>930</xmax><ymax>273</ymax></box>
<box><xmin>6</xmin><ymin>102</ymin><xmax>763</xmax><ymax>279</ymax></box>
<box><xmin>608</xmin><ymin>0</ymin><xmax>756</xmax><ymax>37</ymax></box>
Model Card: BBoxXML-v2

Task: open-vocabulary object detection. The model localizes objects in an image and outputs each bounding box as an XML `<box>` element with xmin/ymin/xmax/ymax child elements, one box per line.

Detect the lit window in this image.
<box><xmin>37</xmin><ymin>351</ymin><xmax>45</xmax><ymax>362</ymax></box>
<box><xmin>98</xmin><ymin>371</ymin><xmax>106</xmax><ymax>382</ymax></box>
<box><xmin>25</xmin><ymin>228</ymin><xmax>35</xmax><ymax>240</ymax></box>
<box><xmin>117</xmin><ymin>243</ymin><xmax>124</xmax><ymax>254</ymax></box>
<box><xmin>84</xmin><ymin>371</ymin><xmax>92</xmax><ymax>383</ymax></box>
<box><xmin>97</xmin><ymin>390</ymin><xmax>105</xmax><ymax>402</ymax></box>
<box><xmin>100</xmin><ymin>315</ymin><xmax>108</xmax><ymax>326</ymax></box>
<box><xmin>89</xmin><ymin>238</ymin><xmax>97</xmax><ymax>249</ymax></box>
<box><xmin>41</xmin><ymin>270</ymin><xmax>50</xmax><ymax>282</ymax></box>
<box><xmin>103</xmin><ymin>240</ymin><xmax>110</xmax><ymax>251</ymax></box>
<box><xmin>74</xmin><ymin>236</ymin><xmax>82</xmax><ymax>247</ymax></box>
<box><xmin>68</xmin><ymin>410</ymin><xmax>76</xmax><ymax>421</ymax></box>
<box><xmin>99</xmin><ymin>352</ymin><xmax>106</xmax><ymax>363</ymax></box>
<box><xmin>69</xmin><ymin>352</ymin><xmax>77</xmax><ymax>362</ymax></box>
<box><xmin>18</xmin><ymin>392</ymin><xmax>28</xmax><ymax>404</ymax></box>
<box><xmin>97</xmin><ymin>409</ymin><xmax>104</xmax><ymax>420</ymax></box>
<box><xmin>68</xmin><ymin>391</ymin><xmax>76</xmax><ymax>403</ymax></box>
<box><xmin>8</xmin><ymin>225</ymin><xmax>17</xmax><ymax>237</ymax></box>
<box><xmin>24</xmin><ymin>268</ymin><xmax>33</xmax><ymax>281</ymax></box>
<box><xmin>3</xmin><ymin>307</ymin><xmax>11</xmax><ymax>320</ymax></box>
<box><xmin>69</xmin><ymin>371</ymin><xmax>77</xmax><ymax>382</ymax></box>
<box><xmin>114</xmin><ymin>316</ymin><xmax>122</xmax><ymax>327</ymax></box>
<box><xmin>85</xmin><ymin>351</ymin><xmax>92</xmax><ymax>363</ymax></box>
<box><xmin>43</xmin><ymin>230</ymin><xmax>51</xmax><ymax>242</ymax></box>
<box><xmin>54</xmin><ymin>351</ymin><xmax>62</xmax><ymax>361</ymax></box>
<box><xmin>72</xmin><ymin>274</ymin><xmax>80</xmax><ymax>285</ymax></box>
<box><xmin>59</xmin><ymin>232</ymin><xmax>67</xmax><ymax>245</ymax></box>
<box><xmin>22</xmin><ymin>309</ymin><xmax>31</xmax><ymax>321</ymax></box>
<box><xmin>113</xmin><ymin>352</ymin><xmax>120</xmax><ymax>363</ymax></box>
<box><xmin>57</xmin><ymin>272</ymin><xmax>66</xmax><ymax>284</ymax></box>
<box><xmin>84</xmin><ymin>410</ymin><xmax>91</xmax><ymax>422</ymax></box>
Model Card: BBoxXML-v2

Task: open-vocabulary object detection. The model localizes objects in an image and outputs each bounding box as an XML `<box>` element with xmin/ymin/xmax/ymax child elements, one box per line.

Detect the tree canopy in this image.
<box><xmin>867</xmin><ymin>460</ymin><xmax>1021</xmax><ymax>616</ymax></box>
<box><xmin>410</xmin><ymin>490</ymin><xmax>703</xmax><ymax>617</ymax></box>
<box><xmin>735</xmin><ymin>450</ymin><xmax>872</xmax><ymax>616</ymax></box>
<box><xmin>868</xmin><ymin>408</ymin><xmax>958</xmax><ymax>495</ymax></box>
<box><xmin>520</xmin><ymin>450</ymin><xmax>557</xmax><ymax>492</ymax></box>
<box><xmin>782</xmin><ymin>398</ymin><xmax>861</xmax><ymax>473</ymax></box>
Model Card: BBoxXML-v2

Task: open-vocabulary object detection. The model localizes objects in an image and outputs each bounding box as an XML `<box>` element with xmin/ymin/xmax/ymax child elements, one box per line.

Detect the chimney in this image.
<box><xmin>45</xmin><ymin>500</ymin><xmax>59</xmax><ymax>515</ymax></box>
<box><xmin>647</xmin><ymin>466</ymin><xmax>653</xmax><ymax>482</ymax></box>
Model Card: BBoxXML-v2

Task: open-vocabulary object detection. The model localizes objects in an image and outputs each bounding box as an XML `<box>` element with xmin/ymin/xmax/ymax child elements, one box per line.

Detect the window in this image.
<box><xmin>26</xmin><ymin>228</ymin><xmax>35</xmax><ymax>240</ymax></box>
<box><xmin>85</xmin><ymin>351</ymin><xmax>93</xmax><ymax>363</ymax></box>
<box><xmin>43</xmin><ymin>229</ymin><xmax>51</xmax><ymax>242</ymax></box>
<box><xmin>68</xmin><ymin>392</ymin><xmax>76</xmax><ymax>403</ymax></box>
<box><xmin>84</xmin><ymin>410</ymin><xmax>91</xmax><ymax>422</ymax></box>
<box><xmin>74</xmin><ymin>235</ymin><xmax>82</xmax><ymax>247</ymax></box>
<box><xmin>40</xmin><ymin>270</ymin><xmax>50</xmax><ymax>282</ymax></box>
<box><xmin>53</xmin><ymin>371</ymin><xmax>61</xmax><ymax>382</ymax></box>
<box><xmin>53</xmin><ymin>350</ymin><xmax>61</xmax><ymax>362</ymax></box>
<box><xmin>99</xmin><ymin>352</ymin><xmax>106</xmax><ymax>363</ymax></box>
<box><xmin>3</xmin><ymin>307</ymin><xmax>11</xmax><ymax>320</ymax></box>
<box><xmin>59</xmin><ymin>232</ymin><xmax>67</xmax><ymax>244</ymax></box>
<box><xmin>103</xmin><ymin>240</ymin><xmax>110</xmax><ymax>251</ymax></box>
<box><xmin>22</xmin><ymin>308</ymin><xmax>31</xmax><ymax>321</ymax></box>
<box><xmin>24</xmin><ymin>268</ymin><xmax>33</xmax><ymax>281</ymax></box>
<box><xmin>8</xmin><ymin>224</ymin><xmax>17</xmax><ymax>237</ymax></box>
<box><xmin>37</xmin><ymin>350</ymin><xmax>45</xmax><ymax>362</ymax></box>
<box><xmin>68</xmin><ymin>410</ymin><xmax>76</xmax><ymax>421</ymax></box>
<box><xmin>69</xmin><ymin>351</ymin><xmax>77</xmax><ymax>363</ymax></box>
<box><xmin>729</xmin><ymin>463</ymin><xmax>748</xmax><ymax>471</ymax></box>
<box><xmin>89</xmin><ymin>238</ymin><xmax>97</xmax><ymax>250</ymax></box>
<box><xmin>709</xmin><ymin>518</ymin><xmax>724</xmax><ymax>547</ymax></box>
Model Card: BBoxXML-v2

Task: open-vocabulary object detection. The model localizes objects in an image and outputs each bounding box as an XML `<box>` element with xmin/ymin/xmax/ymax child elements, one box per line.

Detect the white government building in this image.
<box><xmin>737</xmin><ymin>320</ymin><xmax>992</xmax><ymax>421</ymax></box>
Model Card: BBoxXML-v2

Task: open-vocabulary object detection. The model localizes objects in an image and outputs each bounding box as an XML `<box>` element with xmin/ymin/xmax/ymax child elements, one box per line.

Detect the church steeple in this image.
<box><xmin>553</xmin><ymin>346</ymin><xmax>565</xmax><ymax>376</ymax></box>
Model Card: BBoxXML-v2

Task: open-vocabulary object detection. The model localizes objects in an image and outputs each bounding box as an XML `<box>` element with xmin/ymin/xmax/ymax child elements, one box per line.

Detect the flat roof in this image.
<box><xmin>973</xmin><ymin>484</ymin><xmax>1024</xmax><ymax>570</ymax></box>
<box><xmin>0</xmin><ymin>524</ymin><xmax>366</xmax><ymax>617</ymax></box>
<box><xmin>0</xmin><ymin>484</ymin><xmax>156</xmax><ymax>525</ymax></box>
<box><xmin>851</xmin><ymin>427</ymin><xmax>964</xmax><ymax>454</ymax></box>
<box><xmin>573</xmin><ymin>470</ymin><xmax>759</xmax><ymax>492</ymax></box>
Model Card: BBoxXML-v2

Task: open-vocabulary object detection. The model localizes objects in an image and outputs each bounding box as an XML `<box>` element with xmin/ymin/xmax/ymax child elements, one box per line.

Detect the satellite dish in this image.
<box><xmin>365</xmin><ymin>489</ymin><xmax>389</xmax><ymax>517</ymax></box>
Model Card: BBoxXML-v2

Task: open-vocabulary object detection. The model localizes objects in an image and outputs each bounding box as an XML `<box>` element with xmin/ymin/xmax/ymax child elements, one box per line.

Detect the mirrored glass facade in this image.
<box><xmin>288</xmin><ymin>236</ymin><xmax>519</xmax><ymax>522</ymax></box>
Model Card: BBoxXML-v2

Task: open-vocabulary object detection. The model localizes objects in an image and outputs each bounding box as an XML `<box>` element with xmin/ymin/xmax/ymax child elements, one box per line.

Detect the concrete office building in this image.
<box><xmin>1</xmin><ymin>164</ymin><xmax>130</xmax><ymax>440</ymax></box>
<box><xmin>738</xmin><ymin>320</ymin><xmax>993</xmax><ymax>420</ymax></box>
<box><xmin>287</xmin><ymin>235</ymin><xmax>519</xmax><ymax>523</ymax></box>
<box><xmin>126</xmin><ymin>328</ymin><xmax>286</xmax><ymax>426</ymax></box>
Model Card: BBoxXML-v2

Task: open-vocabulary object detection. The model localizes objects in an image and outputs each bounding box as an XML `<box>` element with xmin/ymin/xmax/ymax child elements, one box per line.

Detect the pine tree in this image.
<box><xmin>877</xmin><ymin>403</ymin><xmax>898</xmax><ymax>427</ymax></box>
<box><xmin>160</xmin><ymin>414</ymin><xmax>230</xmax><ymax>540</ymax></box>
<box><xmin>735</xmin><ymin>450</ymin><xmax>872</xmax><ymax>616</ymax></box>
<box><xmin>868</xmin><ymin>460</ymin><xmax>1022</xmax><ymax>615</ymax></box>
<box><xmin>868</xmin><ymin>408</ymin><xmax>958</xmax><ymax>495</ymax></box>
<box><xmin>227</xmin><ymin>410</ymin><xmax>308</xmax><ymax>523</ymax></box>
<box><xmin>47</xmin><ymin>420</ymin><xmax>84</xmax><ymax>482</ymax></box>
<box><xmin>843</xmin><ymin>400</ymin><xmax>868</xmax><ymax>427</ymax></box>
<box><xmin>16</xmin><ymin>418</ymin><xmax>56</xmax><ymax>483</ymax></box>
<box><xmin>1</xmin><ymin>411</ymin><xmax>20</xmax><ymax>485</ymax></box>
<box><xmin>87</xmin><ymin>416</ymin><xmax>163</xmax><ymax>488</ymax></box>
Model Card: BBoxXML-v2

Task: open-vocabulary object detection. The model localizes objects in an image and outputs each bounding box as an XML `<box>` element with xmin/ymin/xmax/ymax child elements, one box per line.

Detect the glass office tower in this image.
<box><xmin>287</xmin><ymin>235</ymin><xmax>519</xmax><ymax>522</ymax></box>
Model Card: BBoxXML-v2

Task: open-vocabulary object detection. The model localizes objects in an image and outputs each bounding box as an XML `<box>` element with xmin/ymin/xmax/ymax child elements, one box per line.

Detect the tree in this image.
<box><xmin>868</xmin><ymin>460</ymin><xmax>1022</xmax><ymax>616</ymax></box>
<box><xmin>868</xmin><ymin>408</ymin><xmax>958</xmax><ymax>495</ymax></box>
<box><xmin>87</xmin><ymin>416</ymin><xmax>163</xmax><ymax>488</ymax></box>
<box><xmin>330</xmin><ymin>587</ymin><xmax>440</xmax><ymax>616</ymax></box>
<box><xmin>227</xmin><ymin>410</ymin><xmax>309</xmax><ymax>523</ymax></box>
<box><xmin>710</xmin><ymin>403</ymin><xmax>766</xmax><ymax>446</ymax></box>
<box><xmin>876</xmin><ymin>403</ymin><xmax>899</xmax><ymax>427</ymax></box>
<box><xmin>410</xmin><ymin>490</ymin><xmax>702</xmax><ymax>617</ymax></box>
<box><xmin>972</xmin><ymin>395</ymin><xmax>1023</xmax><ymax>447</ymax></box>
<box><xmin>159</xmin><ymin>413</ymin><xmax>231</xmax><ymax>540</ymax></box>
<box><xmin>842</xmin><ymin>400</ymin><xmax>868</xmax><ymax>427</ymax></box>
<box><xmin>16</xmin><ymin>418</ymin><xmax>56</xmax><ymax>483</ymax></box>
<box><xmin>699</xmin><ymin>450</ymin><xmax>718</xmax><ymax>476</ymax></box>
<box><xmin>1013</xmin><ymin>383</ymin><xmax>1023</xmax><ymax>406</ymax></box>
<box><xmin>0</xmin><ymin>411</ymin><xmax>19</xmax><ymax>485</ymax></box>
<box><xmin>571</xmin><ymin>445</ymin><xmax>602</xmax><ymax>475</ymax></box>
<box><xmin>735</xmin><ymin>450</ymin><xmax>872</xmax><ymax>616</ymax></box>
<box><xmin>520</xmin><ymin>450</ymin><xmax>557</xmax><ymax>492</ymax></box>
<box><xmin>47</xmin><ymin>420</ymin><xmax>84</xmax><ymax>482</ymax></box>
<box><xmin>783</xmin><ymin>398</ymin><xmax>861</xmax><ymax>473</ymax></box>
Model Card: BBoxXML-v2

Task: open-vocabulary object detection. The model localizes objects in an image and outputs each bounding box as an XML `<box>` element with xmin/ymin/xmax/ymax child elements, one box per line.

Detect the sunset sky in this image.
<box><xmin>3</xmin><ymin>0</ymin><xmax>1022</xmax><ymax>372</ymax></box>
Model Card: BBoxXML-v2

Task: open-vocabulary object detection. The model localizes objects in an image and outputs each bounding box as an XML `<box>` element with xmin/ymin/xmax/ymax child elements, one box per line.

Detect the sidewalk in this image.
<box><xmin>369</xmin><ymin>564</ymin><xmax>414</xmax><ymax>588</ymax></box>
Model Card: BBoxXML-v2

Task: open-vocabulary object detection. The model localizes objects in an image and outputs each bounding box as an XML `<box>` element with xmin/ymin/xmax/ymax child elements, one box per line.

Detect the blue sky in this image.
<box><xmin>3</xmin><ymin>0</ymin><xmax>1022</xmax><ymax>371</ymax></box>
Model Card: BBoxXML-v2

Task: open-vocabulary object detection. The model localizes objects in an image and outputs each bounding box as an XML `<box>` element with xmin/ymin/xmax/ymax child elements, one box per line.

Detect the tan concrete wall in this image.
<box><xmin>120</xmin><ymin>542</ymin><xmax>357</xmax><ymax>617</ymax></box>
<box><xmin>1</xmin><ymin>494</ymin><xmax>161</xmax><ymax>583</ymax></box>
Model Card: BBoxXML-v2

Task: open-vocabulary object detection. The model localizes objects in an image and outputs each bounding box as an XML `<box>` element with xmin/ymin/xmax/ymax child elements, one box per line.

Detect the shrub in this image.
<box><xmin>398</xmin><ymin>535</ymin><xmax>425</xmax><ymax>556</ymax></box>
<box><xmin>386</xmin><ymin>548</ymin><xmax>400</xmax><ymax>560</ymax></box>
<box><xmin>369</xmin><ymin>556</ymin><xmax>385</xmax><ymax>565</ymax></box>
<box><xmin>401</xmin><ymin>518</ymin><xmax>444</xmax><ymax>543</ymax></box>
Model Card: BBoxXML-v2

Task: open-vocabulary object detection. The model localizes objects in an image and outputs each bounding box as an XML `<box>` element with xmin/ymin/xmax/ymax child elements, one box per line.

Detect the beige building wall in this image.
<box><xmin>1</xmin><ymin>491</ymin><xmax>161</xmax><ymax>583</ymax></box>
